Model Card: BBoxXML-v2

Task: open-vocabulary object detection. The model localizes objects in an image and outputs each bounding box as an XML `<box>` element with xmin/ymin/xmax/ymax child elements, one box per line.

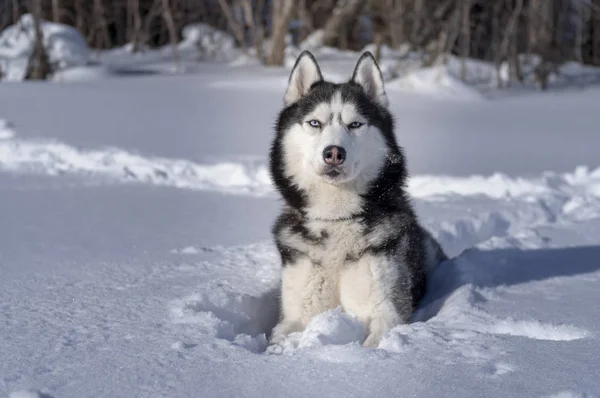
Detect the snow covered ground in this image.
<box><xmin>1</xmin><ymin>59</ymin><xmax>600</xmax><ymax>398</ymax></box>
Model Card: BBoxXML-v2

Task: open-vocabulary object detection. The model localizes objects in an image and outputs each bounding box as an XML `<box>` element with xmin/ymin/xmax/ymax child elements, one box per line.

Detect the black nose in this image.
<box><xmin>323</xmin><ymin>145</ymin><xmax>346</xmax><ymax>166</ymax></box>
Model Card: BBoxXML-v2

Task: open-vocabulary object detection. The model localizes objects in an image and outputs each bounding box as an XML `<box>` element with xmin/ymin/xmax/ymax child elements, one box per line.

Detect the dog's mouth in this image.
<box><xmin>319</xmin><ymin>166</ymin><xmax>348</xmax><ymax>182</ymax></box>
<box><xmin>325</xmin><ymin>169</ymin><xmax>341</xmax><ymax>178</ymax></box>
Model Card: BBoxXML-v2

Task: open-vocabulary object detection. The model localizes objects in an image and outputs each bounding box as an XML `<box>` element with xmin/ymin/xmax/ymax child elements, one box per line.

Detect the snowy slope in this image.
<box><xmin>1</xmin><ymin>64</ymin><xmax>600</xmax><ymax>398</ymax></box>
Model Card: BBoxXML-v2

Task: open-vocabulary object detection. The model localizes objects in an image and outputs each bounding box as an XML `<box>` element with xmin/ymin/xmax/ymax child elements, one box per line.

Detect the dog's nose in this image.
<box><xmin>322</xmin><ymin>145</ymin><xmax>346</xmax><ymax>165</ymax></box>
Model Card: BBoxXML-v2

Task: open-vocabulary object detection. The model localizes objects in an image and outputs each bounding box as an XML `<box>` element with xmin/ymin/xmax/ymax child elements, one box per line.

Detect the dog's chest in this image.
<box><xmin>304</xmin><ymin>219</ymin><xmax>366</xmax><ymax>268</ymax></box>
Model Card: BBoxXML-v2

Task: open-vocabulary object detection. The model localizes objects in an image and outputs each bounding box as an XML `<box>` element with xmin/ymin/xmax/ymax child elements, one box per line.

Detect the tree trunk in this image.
<box><xmin>267</xmin><ymin>0</ymin><xmax>295</xmax><ymax>66</ymax></box>
<box><xmin>297</xmin><ymin>0</ymin><xmax>314</xmax><ymax>43</ymax></box>
<box><xmin>410</xmin><ymin>0</ymin><xmax>425</xmax><ymax>48</ymax></box>
<box><xmin>321</xmin><ymin>0</ymin><xmax>364</xmax><ymax>47</ymax></box>
<box><xmin>52</xmin><ymin>0</ymin><xmax>60</xmax><ymax>22</ymax></box>
<box><xmin>75</xmin><ymin>0</ymin><xmax>85</xmax><ymax>36</ymax></box>
<box><xmin>26</xmin><ymin>0</ymin><xmax>51</xmax><ymax>80</ymax></box>
<box><xmin>496</xmin><ymin>0</ymin><xmax>523</xmax><ymax>85</ymax></box>
<box><xmin>128</xmin><ymin>0</ymin><xmax>143</xmax><ymax>52</ymax></box>
<box><xmin>491</xmin><ymin>0</ymin><xmax>504</xmax><ymax>88</ymax></box>
<box><xmin>162</xmin><ymin>0</ymin><xmax>181</xmax><ymax>73</ymax></box>
<box><xmin>374</xmin><ymin>31</ymin><xmax>384</xmax><ymax>63</ymax></box>
<box><xmin>460</xmin><ymin>0</ymin><xmax>471</xmax><ymax>81</ymax></box>
<box><xmin>216</xmin><ymin>0</ymin><xmax>247</xmax><ymax>50</ymax></box>
<box><xmin>241</xmin><ymin>0</ymin><xmax>266</xmax><ymax>62</ymax></box>
<box><xmin>388</xmin><ymin>0</ymin><xmax>405</xmax><ymax>49</ymax></box>
<box><xmin>113</xmin><ymin>0</ymin><xmax>126</xmax><ymax>46</ymax></box>
<box><xmin>510</xmin><ymin>28</ymin><xmax>523</xmax><ymax>82</ymax></box>
<box><xmin>12</xmin><ymin>0</ymin><xmax>20</xmax><ymax>24</ymax></box>
<box><xmin>140</xmin><ymin>0</ymin><xmax>163</xmax><ymax>48</ymax></box>
<box><xmin>592</xmin><ymin>0</ymin><xmax>599</xmax><ymax>65</ymax></box>
<box><xmin>573</xmin><ymin>2</ymin><xmax>584</xmax><ymax>63</ymax></box>
<box><xmin>93</xmin><ymin>0</ymin><xmax>112</xmax><ymax>50</ymax></box>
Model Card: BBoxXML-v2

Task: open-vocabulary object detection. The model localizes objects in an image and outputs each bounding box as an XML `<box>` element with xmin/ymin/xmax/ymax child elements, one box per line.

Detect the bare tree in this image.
<box><xmin>93</xmin><ymin>0</ymin><xmax>112</xmax><ymax>50</ymax></box>
<box><xmin>240</xmin><ymin>0</ymin><xmax>267</xmax><ymax>62</ymax></box>
<box><xmin>297</xmin><ymin>0</ymin><xmax>315</xmax><ymax>43</ymax></box>
<box><xmin>496</xmin><ymin>0</ymin><xmax>523</xmax><ymax>86</ymax></box>
<box><xmin>573</xmin><ymin>0</ymin><xmax>585</xmax><ymax>63</ymax></box>
<box><xmin>25</xmin><ymin>0</ymin><xmax>51</xmax><ymax>80</ymax></box>
<box><xmin>74</xmin><ymin>0</ymin><xmax>85</xmax><ymax>35</ymax></box>
<box><xmin>11</xmin><ymin>0</ymin><xmax>20</xmax><ymax>24</ymax></box>
<box><xmin>267</xmin><ymin>0</ymin><xmax>295</xmax><ymax>65</ymax></box>
<box><xmin>2</xmin><ymin>0</ymin><xmax>600</xmax><ymax>87</ymax></box>
<box><xmin>387</xmin><ymin>0</ymin><xmax>406</xmax><ymax>49</ymax></box>
<box><xmin>320</xmin><ymin>0</ymin><xmax>364</xmax><ymax>47</ymax></box>
<box><xmin>592</xmin><ymin>0</ymin><xmax>600</xmax><ymax>65</ymax></box>
<box><xmin>162</xmin><ymin>0</ymin><xmax>180</xmax><ymax>72</ymax></box>
<box><xmin>460</xmin><ymin>0</ymin><xmax>471</xmax><ymax>81</ymax></box>
<box><xmin>127</xmin><ymin>0</ymin><xmax>143</xmax><ymax>51</ymax></box>
<box><xmin>216</xmin><ymin>0</ymin><xmax>247</xmax><ymax>50</ymax></box>
<box><xmin>51</xmin><ymin>0</ymin><xmax>61</xmax><ymax>22</ymax></box>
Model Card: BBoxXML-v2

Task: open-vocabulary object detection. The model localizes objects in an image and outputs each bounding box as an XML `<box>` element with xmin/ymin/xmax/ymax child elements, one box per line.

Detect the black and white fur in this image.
<box><xmin>269</xmin><ymin>51</ymin><xmax>447</xmax><ymax>348</ymax></box>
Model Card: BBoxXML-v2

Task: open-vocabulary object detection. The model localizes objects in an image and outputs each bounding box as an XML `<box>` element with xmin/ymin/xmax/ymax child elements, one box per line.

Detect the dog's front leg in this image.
<box><xmin>340</xmin><ymin>253</ymin><xmax>412</xmax><ymax>348</ymax></box>
<box><xmin>270</xmin><ymin>256</ymin><xmax>336</xmax><ymax>345</ymax></box>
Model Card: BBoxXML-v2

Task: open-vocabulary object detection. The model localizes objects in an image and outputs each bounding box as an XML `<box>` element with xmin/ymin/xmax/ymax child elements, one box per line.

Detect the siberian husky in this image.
<box><xmin>268</xmin><ymin>51</ymin><xmax>447</xmax><ymax>348</ymax></box>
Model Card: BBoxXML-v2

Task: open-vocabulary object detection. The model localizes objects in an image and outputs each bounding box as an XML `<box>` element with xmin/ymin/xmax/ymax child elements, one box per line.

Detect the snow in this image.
<box><xmin>266</xmin><ymin>307</ymin><xmax>368</xmax><ymax>355</ymax></box>
<box><xmin>0</xmin><ymin>131</ymin><xmax>272</xmax><ymax>195</ymax></box>
<box><xmin>387</xmin><ymin>65</ymin><xmax>484</xmax><ymax>101</ymax></box>
<box><xmin>179</xmin><ymin>23</ymin><xmax>237</xmax><ymax>62</ymax></box>
<box><xmin>8</xmin><ymin>391</ymin><xmax>53</xmax><ymax>398</ymax></box>
<box><xmin>0</xmin><ymin>119</ymin><xmax>15</xmax><ymax>140</ymax></box>
<box><xmin>1</xmin><ymin>56</ymin><xmax>600</xmax><ymax>398</ymax></box>
<box><xmin>0</xmin><ymin>14</ymin><xmax>89</xmax><ymax>81</ymax></box>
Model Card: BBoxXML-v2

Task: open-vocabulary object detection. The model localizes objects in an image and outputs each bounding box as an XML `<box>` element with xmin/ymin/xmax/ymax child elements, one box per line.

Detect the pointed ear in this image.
<box><xmin>284</xmin><ymin>51</ymin><xmax>323</xmax><ymax>106</ymax></box>
<box><xmin>351</xmin><ymin>51</ymin><xmax>388</xmax><ymax>107</ymax></box>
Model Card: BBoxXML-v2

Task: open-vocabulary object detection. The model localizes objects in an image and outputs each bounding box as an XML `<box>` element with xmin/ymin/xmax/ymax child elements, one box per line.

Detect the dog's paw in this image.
<box><xmin>272</xmin><ymin>320</ymin><xmax>301</xmax><ymax>339</ymax></box>
<box><xmin>363</xmin><ymin>326</ymin><xmax>387</xmax><ymax>348</ymax></box>
<box><xmin>265</xmin><ymin>342</ymin><xmax>284</xmax><ymax>355</ymax></box>
<box><xmin>363</xmin><ymin>334</ymin><xmax>380</xmax><ymax>348</ymax></box>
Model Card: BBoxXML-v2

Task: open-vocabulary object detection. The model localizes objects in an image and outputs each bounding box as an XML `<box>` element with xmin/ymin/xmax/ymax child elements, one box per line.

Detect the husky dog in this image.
<box><xmin>268</xmin><ymin>51</ymin><xmax>447</xmax><ymax>348</ymax></box>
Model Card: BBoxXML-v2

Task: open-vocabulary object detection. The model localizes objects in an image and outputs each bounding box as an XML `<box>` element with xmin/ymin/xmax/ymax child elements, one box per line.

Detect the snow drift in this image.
<box><xmin>178</xmin><ymin>23</ymin><xmax>237</xmax><ymax>62</ymax></box>
<box><xmin>0</xmin><ymin>14</ymin><xmax>89</xmax><ymax>81</ymax></box>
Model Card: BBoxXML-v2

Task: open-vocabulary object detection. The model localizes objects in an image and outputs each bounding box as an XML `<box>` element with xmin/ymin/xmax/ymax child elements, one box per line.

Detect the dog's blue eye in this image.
<box><xmin>308</xmin><ymin>120</ymin><xmax>321</xmax><ymax>128</ymax></box>
<box><xmin>348</xmin><ymin>122</ymin><xmax>363</xmax><ymax>129</ymax></box>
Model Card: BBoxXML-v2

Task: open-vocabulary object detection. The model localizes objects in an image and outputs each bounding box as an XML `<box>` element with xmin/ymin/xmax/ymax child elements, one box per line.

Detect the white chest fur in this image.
<box><xmin>273</xmin><ymin>217</ymin><xmax>408</xmax><ymax>347</ymax></box>
<box><xmin>279</xmin><ymin>218</ymin><xmax>368</xmax><ymax>270</ymax></box>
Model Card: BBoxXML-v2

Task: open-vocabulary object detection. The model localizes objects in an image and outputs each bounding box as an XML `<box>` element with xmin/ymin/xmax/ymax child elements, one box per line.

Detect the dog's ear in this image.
<box><xmin>284</xmin><ymin>51</ymin><xmax>323</xmax><ymax>106</ymax></box>
<box><xmin>351</xmin><ymin>52</ymin><xmax>388</xmax><ymax>107</ymax></box>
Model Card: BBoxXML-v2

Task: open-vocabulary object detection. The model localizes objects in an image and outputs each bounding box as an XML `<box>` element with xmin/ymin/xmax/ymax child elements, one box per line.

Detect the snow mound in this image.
<box><xmin>209</xmin><ymin>76</ymin><xmax>288</xmax><ymax>90</ymax></box>
<box><xmin>0</xmin><ymin>14</ymin><xmax>89</xmax><ymax>81</ymax></box>
<box><xmin>0</xmin><ymin>119</ymin><xmax>15</xmax><ymax>140</ymax></box>
<box><xmin>544</xmin><ymin>392</ymin><xmax>599</xmax><ymax>398</ymax></box>
<box><xmin>170</xmin><ymin>288</ymin><xmax>275</xmax><ymax>353</ymax></box>
<box><xmin>410</xmin><ymin>167</ymin><xmax>600</xmax><ymax>201</ymax></box>
<box><xmin>387</xmin><ymin>65</ymin><xmax>483</xmax><ymax>101</ymax></box>
<box><xmin>9</xmin><ymin>390</ymin><xmax>54</xmax><ymax>398</ymax></box>
<box><xmin>179</xmin><ymin>23</ymin><xmax>236</xmax><ymax>62</ymax></box>
<box><xmin>0</xmin><ymin>134</ymin><xmax>272</xmax><ymax>195</ymax></box>
<box><xmin>51</xmin><ymin>65</ymin><xmax>113</xmax><ymax>82</ymax></box>
<box><xmin>171</xmin><ymin>246</ymin><xmax>202</xmax><ymax>255</ymax></box>
<box><xmin>170</xmin><ymin>243</ymin><xmax>280</xmax><ymax>353</ymax></box>
<box><xmin>267</xmin><ymin>307</ymin><xmax>367</xmax><ymax>355</ymax></box>
<box><xmin>495</xmin><ymin>55</ymin><xmax>600</xmax><ymax>90</ymax></box>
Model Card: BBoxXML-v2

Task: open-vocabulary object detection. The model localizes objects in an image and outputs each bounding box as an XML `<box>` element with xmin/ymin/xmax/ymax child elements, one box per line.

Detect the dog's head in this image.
<box><xmin>270</xmin><ymin>51</ymin><xmax>405</xmax><ymax>218</ymax></box>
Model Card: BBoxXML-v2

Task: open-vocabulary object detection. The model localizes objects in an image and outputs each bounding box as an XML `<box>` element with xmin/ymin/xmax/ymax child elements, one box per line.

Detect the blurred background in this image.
<box><xmin>1</xmin><ymin>0</ymin><xmax>599</xmax><ymax>89</ymax></box>
<box><xmin>1</xmin><ymin>4</ymin><xmax>600</xmax><ymax>397</ymax></box>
